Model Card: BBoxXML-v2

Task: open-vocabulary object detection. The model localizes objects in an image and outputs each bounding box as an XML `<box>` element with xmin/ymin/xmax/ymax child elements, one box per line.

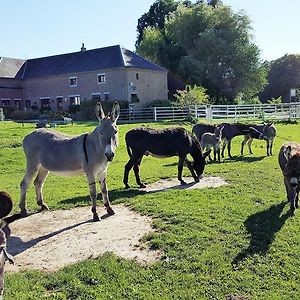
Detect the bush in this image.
<box><xmin>144</xmin><ymin>99</ymin><xmax>172</xmax><ymax>108</ymax></box>
<box><xmin>9</xmin><ymin>110</ymin><xmax>39</xmax><ymax>120</ymax></box>
<box><xmin>174</xmin><ymin>85</ymin><xmax>209</xmax><ymax>106</ymax></box>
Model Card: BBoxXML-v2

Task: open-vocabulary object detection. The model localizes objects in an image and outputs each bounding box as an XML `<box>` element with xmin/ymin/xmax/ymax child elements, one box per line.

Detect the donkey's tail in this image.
<box><xmin>126</xmin><ymin>143</ymin><xmax>132</xmax><ymax>158</ymax></box>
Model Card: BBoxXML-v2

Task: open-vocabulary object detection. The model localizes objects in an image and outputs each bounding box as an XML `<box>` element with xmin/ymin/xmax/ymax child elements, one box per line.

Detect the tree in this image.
<box><xmin>137</xmin><ymin>1</ymin><xmax>267</xmax><ymax>104</ymax></box>
<box><xmin>136</xmin><ymin>0</ymin><xmax>180</xmax><ymax>48</ymax></box>
<box><xmin>259</xmin><ymin>54</ymin><xmax>300</xmax><ymax>103</ymax></box>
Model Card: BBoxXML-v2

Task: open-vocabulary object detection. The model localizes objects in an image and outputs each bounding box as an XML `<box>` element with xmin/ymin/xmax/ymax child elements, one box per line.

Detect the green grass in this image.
<box><xmin>1</xmin><ymin>120</ymin><xmax>300</xmax><ymax>300</ymax></box>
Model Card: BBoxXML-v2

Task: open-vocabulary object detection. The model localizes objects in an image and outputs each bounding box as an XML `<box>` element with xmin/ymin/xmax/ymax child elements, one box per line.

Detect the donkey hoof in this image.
<box><xmin>194</xmin><ymin>177</ymin><xmax>200</xmax><ymax>183</ymax></box>
<box><xmin>106</xmin><ymin>207</ymin><xmax>115</xmax><ymax>215</ymax></box>
<box><xmin>93</xmin><ymin>214</ymin><xmax>100</xmax><ymax>222</ymax></box>
<box><xmin>40</xmin><ymin>204</ymin><xmax>49</xmax><ymax>212</ymax></box>
<box><xmin>180</xmin><ymin>180</ymin><xmax>187</xmax><ymax>185</ymax></box>
<box><xmin>139</xmin><ymin>183</ymin><xmax>146</xmax><ymax>188</ymax></box>
<box><xmin>124</xmin><ymin>184</ymin><xmax>130</xmax><ymax>189</ymax></box>
<box><xmin>20</xmin><ymin>209</ymin><xmax>28</xmax><ymax>218</ymax></box>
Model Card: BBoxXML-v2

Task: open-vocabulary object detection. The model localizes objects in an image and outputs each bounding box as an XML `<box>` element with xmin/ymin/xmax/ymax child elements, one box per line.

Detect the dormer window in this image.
<box><xmin>97</xmin><ymin>73</ymin><xmax>106</xmax><ymax>84</ymax></box>
<box><xmin>69</xmin><ymin>76</ymin><xmax>77</xmax><ymax>87</ymax></box>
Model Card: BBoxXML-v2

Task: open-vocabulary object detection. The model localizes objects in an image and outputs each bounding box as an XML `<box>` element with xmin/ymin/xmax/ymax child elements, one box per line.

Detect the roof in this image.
<box><xmin>0</xmin><ymin>57</ymin><xmax>25</xmax><ymax>78</ymax></box>
<box><xmin>11</xmin><ymin>45</ymin><xmax>166</xmax><ymax>79</ymax></box>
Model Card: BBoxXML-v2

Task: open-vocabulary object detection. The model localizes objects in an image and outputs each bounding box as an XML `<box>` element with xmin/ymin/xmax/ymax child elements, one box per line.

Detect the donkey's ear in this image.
<box><xmin>111</xmin><ymin>101</ymin><xmax>120</xmax><ymax>122</ymax></box>
<box><xmin>95</xmin><ymin>102</ymin><xmax>105</xmax><ymax>121</ymax></box>
<box><xmin>284</xmin><ymin>145</ymin><xmax>293</xmax><ymax>161</ymax></box>
<box><xmin>203</xmin><ymin>149</ymin><xmax>211</xmax><ymax>159</ymax></box>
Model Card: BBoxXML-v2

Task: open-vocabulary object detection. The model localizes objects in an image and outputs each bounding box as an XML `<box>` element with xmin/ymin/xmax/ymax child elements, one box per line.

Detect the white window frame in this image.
<box><xmin>92</xmin><ymin>93</ymin><xmax>101</xmax><ymax>100</ymax></box>
<box><xmin>1</xmin><ymin>98</ymin><xmax>11</xmax><ymax>107</ymax></box>
<box><xmin>69</xmin><ymin>95</ymin><xmax>81</xmax><ymax>105</ymax></box>
<box><xmin>69</xmin><ymin>76</ymin><xmax>77</xmax><ymax>87</ymax></box>
<box><xmin>97</xmin><ymin>73</ymin><xmax>106</xmax><ymax>84</ymax></box>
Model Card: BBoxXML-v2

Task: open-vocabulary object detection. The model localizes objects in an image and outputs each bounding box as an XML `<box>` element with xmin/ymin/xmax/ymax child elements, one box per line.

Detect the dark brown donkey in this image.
<box><xmin>278</xmin><ymin>142</ymin><xmax>300</xmax><ymax>216</ymax></box>
<box><xmin>123</xmin><ymin>127</ymin><xmax>211</xmax><ymax>189</ymax></box>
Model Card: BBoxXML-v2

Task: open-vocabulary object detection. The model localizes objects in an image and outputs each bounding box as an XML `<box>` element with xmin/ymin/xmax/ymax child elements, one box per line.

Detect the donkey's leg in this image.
<box><xmin>178</xmin><ymin>156</ymin><xmax>186</xmax><ymax>185</ymax></box>
<box><xmin>19</xmin><ymin>163</ymin><xmax>39</xmax><ymax>217</ymax></box>
<box><xmin>184</xmin><ymin>157</ymin><xmax>199</xmax><ymax>183</ymax></box>
<box><xmin>226</xmin><ymin>140</ymin><xmax>232</xmax><ymax>158</ymax></box>
<box><xmin>99</xmin><ymin>174</ymin><xmax>114</xmax><ymax>216</ymax></box>
<box><xmin>269</xmin><ymin>139</ymin><xmax>274</xmax><ymax>156</ymax></box>
<box><xmin>221</xmin><ymin>139</ymin><xmax>227</xmax><ymax>158</ymax></box>
<box><xmin>247</xmin><ymin>138</ymin><xmax>253</xmax><ymax>154</ymax></box>
<box><xmin>241</xmin><ymin>136</ymin><xmax>248</xmax><ymax>155</ymax></box>
<box><xmin>86</xmin><ymin>174</ymin><xmax>99</xmax><ymax>222</ymax></box>
<box><xmin>133</xmin><ymin>157</ymin><xmax>145</xmax><ymax>188</ymax></box>
<box><xmin>285</xmin><ymin>177</ymin><xmax>296</xmax><ymax>215</ymax></box>
<box><xmin>34</xmin><ymin>167</ymin><xmax>49</xmax><ymax>211</ymax></box>
<box><xmin>123</xmin><ymin>158</ymin><xmax>135</xmax><ymax>189</ymax></box>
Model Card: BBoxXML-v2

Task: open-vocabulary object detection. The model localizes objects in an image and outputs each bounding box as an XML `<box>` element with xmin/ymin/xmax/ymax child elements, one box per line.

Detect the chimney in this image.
<box><xmin>81</xmin><ymin>43</ymin><xmax>86</xmax><ymax>52</ymax></box>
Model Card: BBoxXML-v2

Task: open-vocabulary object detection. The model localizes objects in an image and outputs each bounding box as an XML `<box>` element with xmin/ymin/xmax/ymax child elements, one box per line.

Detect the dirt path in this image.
<box><xmin>6</xmin><ymin>205</ymin><xmax>160</xmax><ymax>272</ymax></box>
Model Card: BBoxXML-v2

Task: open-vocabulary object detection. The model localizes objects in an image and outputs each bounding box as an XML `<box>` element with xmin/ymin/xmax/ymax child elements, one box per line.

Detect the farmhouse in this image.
<box><xmin>0</xmin><ymin>44</ymin><xmax>168</xmax><ymax>111</ymax></box>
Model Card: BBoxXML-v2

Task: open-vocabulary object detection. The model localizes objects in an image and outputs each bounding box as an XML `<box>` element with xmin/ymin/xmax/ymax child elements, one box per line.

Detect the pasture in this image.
<box><xmin>0</xmin><ymin>120</ymin><xmax>300</xmax><ymax>300</ymax></box>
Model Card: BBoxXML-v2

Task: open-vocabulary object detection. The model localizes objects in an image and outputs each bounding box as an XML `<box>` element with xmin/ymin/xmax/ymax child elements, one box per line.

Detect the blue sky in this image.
<box><xmin>1</xmin><ymin>0</ymin><xmax>299</xmax><ymax>61</ymax></box>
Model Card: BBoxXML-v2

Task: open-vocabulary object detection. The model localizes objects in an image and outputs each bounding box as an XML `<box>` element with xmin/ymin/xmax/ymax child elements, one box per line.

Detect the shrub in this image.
<box><xmin>9</xmin><ymin>110</ymin><xmax>39</xmax><ymax>120</ymax></box>
<box><xmin>174</xmin><ymin>85</ymin><xmax>209</xmax><ymax>106</ymax></box>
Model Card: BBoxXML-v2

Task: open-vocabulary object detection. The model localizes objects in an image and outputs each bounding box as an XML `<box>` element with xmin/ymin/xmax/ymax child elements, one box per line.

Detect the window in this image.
<box><xmin>97</xmin><ymin>73</ymin><xmax>106</xmax><ymax>84</ymax></box>
<box><xmin>25</xmin><ymin>100</ymin><xmax>31</xmax><ymax>108</ymax></box>
<box><xmin>92</xmin><ymin>93</ymin><xmax>101</xmax><ymax>101</ymax></box>
<box><xmin>69</xmin><ymin>76</ymin><xmax>77</xmax><ymax>87</ymax></box>
<box><xmin>69</xmin><ymin>96</ymin><xmax>80</xmax><ymax>105</ymax></box>
<box><xmin>40</xmin><ymin>98</ymin><xmax>50</xmax><ymax>108</ymax></box>
<box><xmin>131</xmin><ymin>93</ymin><xmax>139</xmax><ymax>103</ymax></box>
<box><xmin>15</xmin><ymin>99</ymin><xmax>21</xmax><ymax>109</ymax></box>
<box><xmin>56</xmin><ymin>97</ymin><xmax>63</xmax><ymax>111</ymax></box>
<box><xmin>104</xmin><ymin>93</ymin><xmax>109</xmax><ymax>100</ymax></box>
<box><xmin>1</xmin><ymin>99</ymin><xmax>11</xmax><ymax>107</ymax></box>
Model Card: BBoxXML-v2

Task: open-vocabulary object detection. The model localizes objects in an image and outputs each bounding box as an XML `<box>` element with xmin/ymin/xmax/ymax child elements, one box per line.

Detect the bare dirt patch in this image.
<box><xmin>6</xmin><ymin>176</ymin><xmax>227</xmax><ymax>273</ymax></box>
<box><xmin>6</xmin><ymin>205</ymin><xmax>160</xmax><ymax>272</ymax></box>
<box><xmin>143</xmin><ymin>176</ymin><xmax>228</xmax><ymax>193</ymax></box>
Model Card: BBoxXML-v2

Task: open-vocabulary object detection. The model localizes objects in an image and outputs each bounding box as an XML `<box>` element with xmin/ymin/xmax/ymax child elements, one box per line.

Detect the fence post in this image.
<box><xmin>206</xmin><ymin>105</ymin><xmax>212</xmax><ymax>121</ymax></box>
<box><xmin>154</xmin><ymin>107</ymin><xmax>157</xmax><ymax>122</ymax></box>
<box><xmin>0</xmin><ymin>108</ymin><xmax>4</xmax><ymax>121</ymax></box>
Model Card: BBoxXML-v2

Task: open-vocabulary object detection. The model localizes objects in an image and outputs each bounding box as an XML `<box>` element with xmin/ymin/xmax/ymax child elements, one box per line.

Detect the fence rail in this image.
<box><xmin>119</xmin><ymin>103</ymin><xmax>300</xmax><ymax>123</ymax></box>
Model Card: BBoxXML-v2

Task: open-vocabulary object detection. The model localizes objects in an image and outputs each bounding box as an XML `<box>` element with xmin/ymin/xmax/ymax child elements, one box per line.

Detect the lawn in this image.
<box><xmin>0</xmin><ymin>120</ymin><xmax>299</xmax><ymax>300</ymax></box>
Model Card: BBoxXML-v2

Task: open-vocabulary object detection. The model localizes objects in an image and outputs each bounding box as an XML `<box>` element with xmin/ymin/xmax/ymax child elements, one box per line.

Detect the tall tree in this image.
<box><xmin>135</xmin><ymin>0</ymin><xmax>180</xmax><ymax>48</ymax></box>
<box><xmin>137</xmin><ymin>1</ymin><xmax>267</xmax><ymax>104</ymax></box>
<box><xmin>259</xmin><ymin>54</ymin><xmax>300</xmax><ymax>102</ymax></box>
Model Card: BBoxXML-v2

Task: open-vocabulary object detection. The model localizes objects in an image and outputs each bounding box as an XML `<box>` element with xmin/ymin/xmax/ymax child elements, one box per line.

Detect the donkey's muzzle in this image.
<box><xmin>105</xmin><ymin>153</ymin><xmax>114</xmax><ymax>162</ymax></box>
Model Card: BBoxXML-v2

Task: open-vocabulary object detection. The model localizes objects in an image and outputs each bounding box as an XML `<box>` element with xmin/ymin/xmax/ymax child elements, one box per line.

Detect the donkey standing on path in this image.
<box><xmin>19</xmin><ymin>102</ymin><xmax>120</xmax><ymax>221</ymax></box>
<box><xmin>278</xmin><ymin>142</ymin><xmax>300</xmax><ymax>216</ymax></box>
<box><xmin>123</xmin><ymin>127</ymin><xmax>211</xmax><ymax>189</ymax></box>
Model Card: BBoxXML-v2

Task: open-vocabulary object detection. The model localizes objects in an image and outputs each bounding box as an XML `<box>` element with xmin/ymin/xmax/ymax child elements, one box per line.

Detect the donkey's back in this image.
<box><xmin>126</xmin><ymin>127</ymin><xmax>193</xmax><ymax>156</ymax></box>
<box><xmin>23</xmin><ymin>128</ymin><xmax>84</xmax><ymax>173</ymax></box>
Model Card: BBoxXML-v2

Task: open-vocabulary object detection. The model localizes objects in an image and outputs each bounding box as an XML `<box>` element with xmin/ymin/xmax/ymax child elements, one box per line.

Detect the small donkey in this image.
<box><xmin>200</xmin><ymin>126</ymin><xmax>224</xmax><ymax>162</ymax></box>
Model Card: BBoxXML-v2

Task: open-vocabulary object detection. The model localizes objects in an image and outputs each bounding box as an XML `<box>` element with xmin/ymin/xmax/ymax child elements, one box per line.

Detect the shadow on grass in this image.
<box><xmin>233</xmin><ymin>201</ymin><xmax>290</xmax><ymax>265</ymax></box>
<box><xmin>223</xmin><ymin>155</ymin><xmax>266</xmax><ymax>163</ymax></box>
<box><xmin>59</xmin><ymin>188</ymin><xmax>146</xmax><ymax>205</ymax></box>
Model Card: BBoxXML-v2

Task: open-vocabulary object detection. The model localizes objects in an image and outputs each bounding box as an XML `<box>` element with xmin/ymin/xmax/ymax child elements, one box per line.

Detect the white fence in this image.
<box><xmin>118</xmin><ymin>103</ymin><xmax>300</xmax><ymax>123</ymax></box>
